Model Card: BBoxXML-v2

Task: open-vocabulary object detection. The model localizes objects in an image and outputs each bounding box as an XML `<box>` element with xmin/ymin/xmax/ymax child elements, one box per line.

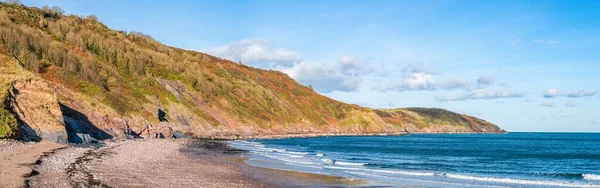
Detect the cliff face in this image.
<box><xmin>0</xmin><ymin>3</ymin><xmax>504</xmax><ymax>142</ymax></box>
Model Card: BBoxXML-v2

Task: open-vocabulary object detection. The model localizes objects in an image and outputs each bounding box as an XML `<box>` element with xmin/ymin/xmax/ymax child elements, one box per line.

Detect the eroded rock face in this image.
<box><xmin>6</xmin><ymin>79</ymin><xmax>67</xmax><ymax>143</ymax></box>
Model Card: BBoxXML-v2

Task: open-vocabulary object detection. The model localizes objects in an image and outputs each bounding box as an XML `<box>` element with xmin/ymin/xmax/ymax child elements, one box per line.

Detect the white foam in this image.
<box><xmin>325</xmin><ymin>166</ymin><xmax>434</xmax><ymax>177</ymax></box>
<box><xmin>282</xmin><ymin>162</ymin><xmax>323</xmax><ymax>169</ymax></box>
<box><xmin>345</xmin><ymin>171</ymin><xmax>390</xmax><ymax>179</ymax></box>
<box><xmin>271</xmin><ymin>148</ymin><xmax>286</xmax><ymax>152</ymax></box>
<box><xmin>321</xmin><ymin>159</ymin><xmax>334</xmax><ymax>164</ymax></box>
<box><xmin>285</xmin><ymin>151</ymin><xmax>308</xmax><ymax>155</ymax></box>
<box><xmin>324</xmin><ymin>166</ymin><xmax>362</xmax><ymax>171</ymax></box>
<box><xmin>320</xmin><ymin>159</ymin><xmax>366</xmax><ymax>166</ymax></box>
<box><xmin>228</xmin><ymin>140</ymin><xmax>265</xmax><ymax>148</ymax></box>
<box><xmin>583</xmin><ymin>174</ymin><xmax>600</xmax><ymax>181</ymax></box>
<box><xmin>316</xmin><ymin>153</ymin><xmax>325</xmax><ymax>157</ymax></box>
<box><xmin>277</xmin><ymin>153</ymin><xmax>304</xmax><ymax>158</ymax></box>
<box><xmin>335</xmin><ymin>161</ymin><xmax>367</xmax><ymax>166</ymax></box>
<box><xmin>444</xmin><ymin>174</ymin><xmax>599</xmax><ymax>188</ymax></box>
<box><xmin>262</xmin><ymin>154</ymin><xmax>315</xmax><ymax>165</ymax></box>
<box><xmin>366</xmin><ymin>169</ymin><xmax>435</xmax><ymax>177</ymax></box>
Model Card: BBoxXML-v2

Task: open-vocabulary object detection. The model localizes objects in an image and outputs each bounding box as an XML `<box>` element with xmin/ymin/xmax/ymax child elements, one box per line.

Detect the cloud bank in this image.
<box><xmin>379</xmin><ymin>64</ymin><xmax>499</xmax><ymax>92</ymax></box>
<box><xmin>204</xmin><ymin>39</ymin><xmax>372</xmax><ymax>93</ymax></box>
<box><xmin>282</xmin><ymin>56</ymin><xmax>372</xmax><ymax>93</ymax></box>
<box><xmin>435</xmin><ymin>89</ymin><xmax>526</xmax><ymax>102</ymax></box>
<box><xmin>204</xmin><ymin>39</ymin><xmax>303</xmax><ymax>69</ymax></box>
<box><xmin>542</xmin><ymin>88</ymin><xmax>597</xmax><ymax>98</ymax></box>
<box><xmin>543</xmin><ymin>88</ymin><xmax>561</xmax><ymax>98</ymax></box>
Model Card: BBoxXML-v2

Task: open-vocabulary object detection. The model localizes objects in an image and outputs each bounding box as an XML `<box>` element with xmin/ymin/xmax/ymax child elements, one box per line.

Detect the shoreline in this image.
<box><xmin>202</xmin><ymin>131</ymin><xmax>507</xmax><ymax>140</ymax></box>
<box><xmin>3</xmin><ymin>138</ymin><xmax>360</xmax><ymax>188</ymax></box>
<box><xmin>180</xmin><ymin>139</ymin><xmax>364</xmax><ymax>187</ymax></box>
<box><xmin>0</xmin><ymin>132</ymin><xmax>510</xmax><ymax>188</ymax></box>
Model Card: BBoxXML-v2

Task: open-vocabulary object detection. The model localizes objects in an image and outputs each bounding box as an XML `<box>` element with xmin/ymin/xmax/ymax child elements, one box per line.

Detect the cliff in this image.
<box><xmin>0</xmin><ymin>3</ymin><xmax>504</xmax><ymax>143</ymax></box>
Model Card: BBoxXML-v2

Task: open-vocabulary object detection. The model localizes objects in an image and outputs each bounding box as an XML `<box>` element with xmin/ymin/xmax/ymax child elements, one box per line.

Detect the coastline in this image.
<box><xmin>0</xmin><ymin>132</ymin><xmax>508</xmax><ymax>188</ymax></box>
<box><xmin>204</xmin><ymin>130</ymin><xmax>507</xmax><ymax>140</ymax></box>
<box><xmin>181</xmin><ymin>139</ymin><xmax>364</xmax><ymax>187</ymax></box>
<box><xmin>2</xmin><ymin>138</ymin><xmax>360</xmax><ymax>188</ymax></box>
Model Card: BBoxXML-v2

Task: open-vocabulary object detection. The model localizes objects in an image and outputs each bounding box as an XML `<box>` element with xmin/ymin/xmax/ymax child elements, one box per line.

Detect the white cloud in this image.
<box><xmin>204</xmin><ymin>39</ymin><xmax>376</xmax><ymax>93</ymax></box>
<box><xmin>477</xmin><ymin>75</ymin><xmax>495</xmax><ymax>86</ymax></box>
<box><xmin>435</xmin><ymin>89</ymin><xmax>526</xmax><ymax>102</ymax></box>
<box><xmin>203</xmin><ymin>39</ymin><xmax>303</xmax><ymax>69</ymax></box>
<box><xmin>565</xmin><ymin>101</ymin><xmax>578</xmax><ymax>107</ymax></box>
<box><xmin>539</xmin><ymin>102</ymin><xmax>556</xmax><ymax>107</ymax></box>
<box><xmin>282</xmin><ymin>56</ymin><xmax>372</xmax><ymax>93</ymax></box>
<box><xmin>380</xmin><ymin>63</ymin><xmax>436</xmax><ymax>91</ymax></box>
<box><xmin>439</xmin><ymin>78</ymin><xmax>471</xmax><ymax>90</ymax></box>
<box><xmin>542</xmin><ymin>88</ymin><xmax>597</xmax><ymax>98</ymax></box>
<box><xmin>505</xmin><ymin>37</ymin><xmax>522</xmax><ymax>45</ymax></box>
<box><xmin>567</xmin><ymin>90</ymin><xmax>597</xmax><ymax>98</ymax></box>
<box><xmin>543</xmin><ymin>88</ymin><xmax>561</xmax><ymax>98</ymax></box>
<box><xmin>401</xmin><ymin>72</ymin><xmax>436</xmax><ymax>90</ymax></box>
<box><xmin>379</xmin><ymin>64</ymin><xmax>502</xmax><ymax>92</ymax></box>
<box><xmin>533</xmin><ymin>40</ymin><xmax>559</xmax><ymax>44</ymax></box>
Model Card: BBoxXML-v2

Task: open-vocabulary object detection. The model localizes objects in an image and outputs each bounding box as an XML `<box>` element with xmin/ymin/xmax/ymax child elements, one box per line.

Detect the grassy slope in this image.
<box><xmin>377</xmin><ymin>108</ymin><xmax>503</xmax><ymax>133</ymax></box>
<box><xmin>0</xmin><ymin>53</ymin><xmax>33</xmax><ymax>137</ymax></box>
<box><xmin>0</xmin><ymin>3</ymin><xmax>503</xmax><ymax>138</ymax></box>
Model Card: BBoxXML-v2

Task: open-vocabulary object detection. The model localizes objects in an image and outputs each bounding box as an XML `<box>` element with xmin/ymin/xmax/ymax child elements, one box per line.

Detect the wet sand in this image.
<box><xmin>181</xmin><ymin>139</ymin><xmax>364</xmax><ymax>187</ymax></box>
<box><xmin>8</xmin><ymin>139</ymin><xmax>361</xmax><ymax>188</ymax></box>
<box><xmin>0</xmin><ymin>140</ymin><xmax>65</xmax><ymax>188</ymax></box>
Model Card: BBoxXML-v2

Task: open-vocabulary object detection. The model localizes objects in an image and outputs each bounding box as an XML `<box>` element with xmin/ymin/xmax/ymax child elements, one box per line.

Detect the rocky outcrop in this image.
<box><xmin>2</xmin><ymin>77</ymin><xmax>182</xmax><ymax>143</ymax></box>
<box><xmin>5</xmin><ymin>79</ymin><xmax>66</xmax><ymax>142</ymax></box>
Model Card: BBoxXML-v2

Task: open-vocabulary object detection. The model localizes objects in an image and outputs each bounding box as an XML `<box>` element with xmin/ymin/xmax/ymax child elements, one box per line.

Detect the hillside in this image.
<box><xmin>0</xmin><ymin>3</ymin><xmax>504</xmax><ymax>143</ymax></box>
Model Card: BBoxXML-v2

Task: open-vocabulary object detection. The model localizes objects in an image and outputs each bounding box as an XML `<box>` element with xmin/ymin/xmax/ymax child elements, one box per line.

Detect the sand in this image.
<box><xmin>1</xmin><ymin>139</ymin><xmax>361</xmax><ymax>188</ymax></box>
<box><xmin>0</xmin><ymin>140</ymin><xmax>65</xmax><ymax>188</ymax></box>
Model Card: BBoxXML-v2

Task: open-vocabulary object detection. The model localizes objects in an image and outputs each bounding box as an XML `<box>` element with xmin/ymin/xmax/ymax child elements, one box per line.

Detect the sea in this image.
<box><xmin>228</xmin><ymin>133</ymin><xmax>600</xmax><ymax>187</ymax></box>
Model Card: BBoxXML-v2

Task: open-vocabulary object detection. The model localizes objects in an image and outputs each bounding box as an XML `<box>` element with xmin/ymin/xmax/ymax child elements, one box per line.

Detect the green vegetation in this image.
<box><xmin>0</xmin><ymin>108</ymin><xmax>16</xmax><ymax>138</ymax></box>
<box><xmin>0</xmin><ymin>3</ymin><xmax>503</xmax><ymax>135</ymax></box>
<box><xmin>77</xmin><ymin>81</ymin><xmax>103</xmax><ymax>96</ymax></box>
<box><xmin>376</xmin><ymin>108</ymin><xmax>502</xmax><ymax>132</ymax></box>
<box><xmin>0</xmin><ymin>2</ymin><xmax>362</xmax><ymax>127</ymax></box>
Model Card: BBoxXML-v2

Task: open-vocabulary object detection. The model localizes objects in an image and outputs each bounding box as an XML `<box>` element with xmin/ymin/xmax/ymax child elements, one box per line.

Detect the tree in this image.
<box><xmin>5</xmin><ymin>0</ymin><xmax>22</xmax><ymax>5</ymax></box>
<box><xmin>85</xmin><ymin>15</ymin><xmax>98</xmax><ymax>22</ymax></box>
<box><xmin>50</xmin><ymin>6</ymin><xmax>64</xmax><ymax>14</ymax></box>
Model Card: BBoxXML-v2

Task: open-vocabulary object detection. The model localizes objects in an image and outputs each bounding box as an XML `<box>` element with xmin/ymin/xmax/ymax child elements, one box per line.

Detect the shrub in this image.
<box><xmin>0</xmin><ymin>108</ymin><xmax>16</xmax><ymax>138</ymax></box>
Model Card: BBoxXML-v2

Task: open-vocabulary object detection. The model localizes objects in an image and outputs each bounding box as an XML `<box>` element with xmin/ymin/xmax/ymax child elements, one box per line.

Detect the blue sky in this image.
<box><xmin>23</xmin><ymin>0</ymin><xmax>600</xmax><ymax>132</ymax></box>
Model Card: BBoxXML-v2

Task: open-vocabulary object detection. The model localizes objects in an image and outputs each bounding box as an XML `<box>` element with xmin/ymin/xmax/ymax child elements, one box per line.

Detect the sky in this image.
<box><xmin>22</xmin><ymin>0</ymin><xmax>600</xmax><ymax>132</ymax></box>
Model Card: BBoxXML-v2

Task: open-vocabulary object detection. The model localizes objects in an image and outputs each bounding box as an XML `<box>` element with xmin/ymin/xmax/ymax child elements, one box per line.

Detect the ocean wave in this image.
<box><xmin>323</xmin><ymin>165</ymin><xmax>434</xmax><ymax>177</ymax></box>
<box><xmin>277</xmin><ymin>153</ymin><xmax>304</xmax><ymax>158</ymax></box>
<box><xmin>285</xmin><ymin>151</ymin><xmax>308</xmax><ymax>155</ymax></box>
<box><xmin>319</xmin><ymin>159</ymin><xmax>366</xmax><ymax>166</ymax></box>
<box><xmin>316</xmin><ymin>153</ymin><xmax>325</xmax><ymax>157</ymax></box>
<box><xmin>262</xmin><ymin>154</ymin><xmax>315</xmax><ymax>165</ymax></box>
<box><xmin>529</xmin><ymin>172</ymin><xmax>594</xmax><ymax>180</ymax></box>
<box><xmin>336</xmin><ymin>161</ymin><xmax>367</xmax><ymax>166</ymax></box>
<box><xmin>271</xmin><ymin>148</ymin><xmax>286</xmax><ymax>152</ymax></box>
<box><xmin>251</xmin><ymin>147</ymin><xmax>286</xmax><ymax>153</ymax></box>
<box><xmin>321</xmin><ymin>158</ymin><xmax>334</xmax><ymax>164</ymax></box>
<box><xmin>583</xmin><ymin>174</ymin><xmax>600</xmax><ymax>181</ymax></box>
<box><xmin>345</xmin><ymin>171</ymin><xmax>390</xmax><ymax>179</ymax></box>
<box><xmin>367</xmin><ymin>169</ymin><xmax>435</xmax><ymax>177</ymax></box>
<box><xmin>282</xmin><ymin>162</ymin><xmax>323</xmax><ymax>169</ymax></box>
<box><xmin>324</xmin><ymin>165</ymin><xmax>363</xmax><ymax>171</ymax></box>
<box><xmin>443</xmin><ymin>173</ymin><xmax>600</xmax><ymax>187</ymax></box>
<box><xmin>228</xmin><ymin>141</ymin><xmax>265</xmax><ymax>149</ymax></box>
